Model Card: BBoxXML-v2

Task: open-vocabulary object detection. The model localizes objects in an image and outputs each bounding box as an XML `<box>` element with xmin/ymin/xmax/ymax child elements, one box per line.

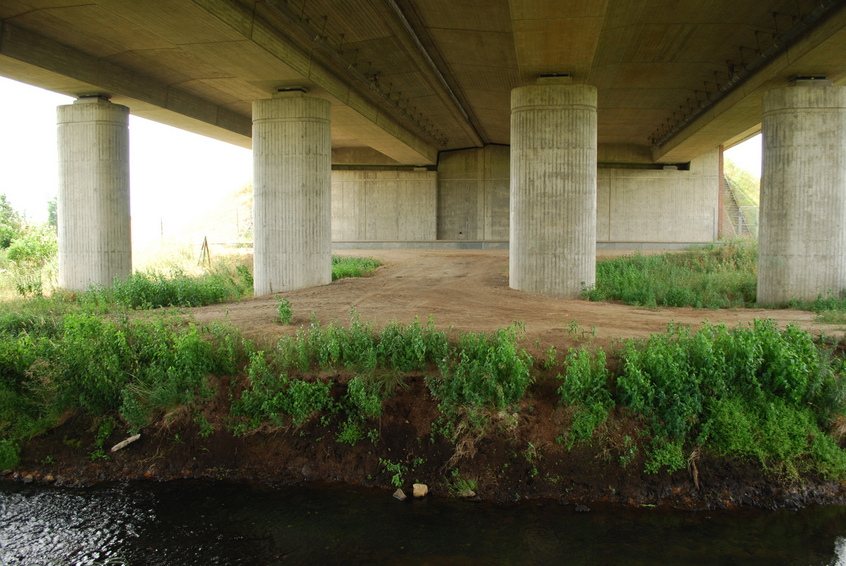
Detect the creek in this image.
<box><xmin>1</xmin><ymin>480</ymin><xmax>844</xmax><ymax>565</ymax></box>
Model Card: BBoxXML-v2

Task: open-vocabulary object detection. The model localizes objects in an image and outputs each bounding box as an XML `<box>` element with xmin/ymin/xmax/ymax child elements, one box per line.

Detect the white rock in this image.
<box><xmin>393</xmin><ymin>488</ymin><xmax>407</xmax><ymax>501</ymax></box>
<box><xmin>111</xmin><ymin>433</ymin><xmax>141</xmax><ymax>453</ymax></box>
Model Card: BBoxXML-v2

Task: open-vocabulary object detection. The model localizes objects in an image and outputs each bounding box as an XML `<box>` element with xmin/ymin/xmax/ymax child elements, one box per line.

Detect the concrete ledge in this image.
<box><xmin>332</xmin><ymin>240</ymin><xmax>715</xmax><ymax>251</ymax></box>
<box><xmin>596</xmin><ymin>241</ymin><xmax>714</xmax><ymax>251</ymax></box>
<box><xmin>332</xmin><ymin>240</ymin><xmax>509</xmax><ymax>250</ymax></box>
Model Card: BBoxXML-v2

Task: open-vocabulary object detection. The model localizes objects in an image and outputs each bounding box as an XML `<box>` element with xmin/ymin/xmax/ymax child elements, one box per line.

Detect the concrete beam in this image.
<box><xmin>0</xmin><ymin>20</ymin><xmax>253</xmax><ymax>148</ymax></box>
<box><xmin>653</xmin><ymin>4</ymin><xmax>846</xmax><ymax>162</ymax></box>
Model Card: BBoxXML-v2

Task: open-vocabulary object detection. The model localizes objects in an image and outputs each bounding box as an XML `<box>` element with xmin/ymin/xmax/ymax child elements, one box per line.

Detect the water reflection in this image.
<box><xmin>0</xmin><ymin>480</ymin><xmax>844</xmax><ymax>565</ymax></box>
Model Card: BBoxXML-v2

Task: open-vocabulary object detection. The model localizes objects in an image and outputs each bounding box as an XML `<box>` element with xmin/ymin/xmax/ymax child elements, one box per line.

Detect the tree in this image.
<box><xmin>47</xmin><ymin>197</ymin><xmax>57</xmax><ymax>230</ymax></box>
<box><xmin>0</xmin><ymin>194</ymin><xmax>23</xmax><ymax>248</ymax></box>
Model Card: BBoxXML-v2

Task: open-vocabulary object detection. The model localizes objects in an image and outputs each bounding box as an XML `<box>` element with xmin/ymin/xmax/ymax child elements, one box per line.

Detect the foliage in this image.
<box><xmin>0</xmin><ymin>281</ymin><xmax>844</xmax><ymax>485</ymax></box>
<box><xmin>796</xmin><ymin>294</ymin><xmax>846</xmax><ymax>325</ymax></box>
<box><xmin>584</xmin><ymin>240</ymin><xmax>758</xmax><ymax>309</ymax></box>
<box><xmin>429</xmin><ymin>326</ymin><xmax>532</xmax><ymax>411</ymax></box>
<box><xmin>231</xmin><ymin>351</ymin><xmax>333</xmax><ymax>429</ymax></box>
<box><xmin>276</xmin><ymin>296</ymin><xmax>293</xmax><ymax>324</ymax></box>
<box><xmin>448</xmin><ymin>469</ymin><xmax>478</xmax><ymax>496</ymax></box>
<box><xmin>0</xmin><ymin>305</ymin><xmax>247</xmax><ymax>452</ymax></box>
<box><xmin>0</xmin><ymin>439</ymin><xmax>18</xmax><ymax>469</ymax></box>
<box><xmin>84</xmin><ymin>264</ymin><xmax>248</xmax><ymax>309</ymax></box>
<box><xmin>5</xmin><ymin>224</ymin><xmax>56</xmax><ymax>266</ymax></box>
<box><xmin>724</xmin><ymin>159</ymin><xmax>759</xmax><ymax>208</ymax></box>
<box><xmin>0</xmin><ymin>196</ymin><xmax>58</xmax><ymax>298</ymax></box>
<box><xmin>616</xmin><ymin>321</ymin><xmax>846</xmax><ymax>476</ymax></box>
<box><xmin>556</xmin><ymin>348</ymin><xmax>612</xmax><ymax>447</ymax></box>
<box><xmin>332</xmin><ymin>255</ymin><xmax>382</xmax><ymax>280</ymax></box>
<box><xmin>379</xmin><ymin>457</ymin><xmax>408</xmax><ymax>488</ymax></box>
<box><xmin>0</xmin><ymin>194</ymin><xmax>23</xmax><ymax>249</ymax></box>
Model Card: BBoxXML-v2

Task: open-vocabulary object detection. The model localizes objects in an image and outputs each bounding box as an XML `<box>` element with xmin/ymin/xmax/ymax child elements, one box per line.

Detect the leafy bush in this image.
<box><xmin>557</xmin><ymin>348</ymin><xmax>612</xmax><ymax>447</ymax></box>
<box><xmin>429</xmin><ymin>327</ymin><xmax>532</xmax><ymax>410</ymax></box>
<box><xmin>86</xmin><ymin>267</ymin><xmax>244</xmax><ymax>309</ymax></box>
<box><xmin>232</xmin><ymin>352</ymin><xmax>333</xmax><ymax>429</ymax></box>
<box><xmin>0</xmin><ymin>308</ymin><xmax>247</xmax><ymax>449</ymax></box>
<box><xmin>276</xmin><ymin>296</ymin><xmax>292</xmax><ymax>324</ymax></box>
<box><xmin>617</xmin><ymin>321</ymin><xmax>846</xmax><ymax>476</ymax></box>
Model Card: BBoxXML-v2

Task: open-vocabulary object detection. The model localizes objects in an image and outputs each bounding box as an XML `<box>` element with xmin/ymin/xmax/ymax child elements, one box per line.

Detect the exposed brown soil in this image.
<box><xmin>8</xmin><ymin>250</ymin><xmax>846</xmax><ymax>509</ymax></box>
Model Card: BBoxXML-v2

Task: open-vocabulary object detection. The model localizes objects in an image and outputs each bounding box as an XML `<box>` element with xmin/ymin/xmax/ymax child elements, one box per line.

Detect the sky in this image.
<box><xmin>723</xmin><ymin>135</ymin><xmax>762</xmax><ymax>178</ymax></box>
<box><xmin>0</xmin><ymin>76</ymin><xmax>762</xmax><ymax>244</ymax></box>
<box><xmin>0</xmin><ymin>76</ymin><xmax>252</xmax><ymax>244</ymax></box>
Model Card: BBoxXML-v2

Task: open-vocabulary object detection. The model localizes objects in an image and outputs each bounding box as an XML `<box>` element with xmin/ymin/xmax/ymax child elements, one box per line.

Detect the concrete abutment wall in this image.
<box><xmin>437</xmin><ymin>145</ymin><xmax>510</xmax><ymax>240</ymax></box>
<box><xmin>330</xmin><ymin>146</ymin><xmax>720</xmax><ymax>249</ymax></box>
<box><xmin>331</xmin><ymin>170</ymin><xmax>437</xmax><ymax>241</ymax></box>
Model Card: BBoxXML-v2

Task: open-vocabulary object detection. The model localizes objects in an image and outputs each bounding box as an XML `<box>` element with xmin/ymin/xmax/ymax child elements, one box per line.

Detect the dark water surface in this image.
<box><xmin>0</xmin><ymin>480</ymin><xmax>844</xmax><ymax>565</ymax></box>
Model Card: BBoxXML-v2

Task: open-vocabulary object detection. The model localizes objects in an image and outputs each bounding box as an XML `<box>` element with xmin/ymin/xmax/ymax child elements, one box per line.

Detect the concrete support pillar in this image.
<box><xmin>253</xmin><ymin>91</ymin><xmax>331</xmax><ymax>295</ymax></box>
<box><xmin>509</xmin><ymin>84</ymin><xmax>597</xmax><ymax>297</ymax></box>
<box><xmin>57</xmin><ymin>96</ymin><xmax>131</xmax><ymax>290</ymax></box>
<box><xmin>757</xmin><ymin>82</ymin><xmax>846</xmax><ymax>304</ymax></box>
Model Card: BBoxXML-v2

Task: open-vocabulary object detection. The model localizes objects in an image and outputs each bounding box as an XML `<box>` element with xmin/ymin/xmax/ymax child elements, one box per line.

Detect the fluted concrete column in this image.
<box><xmin>510</xmin><ymin>84</ymin><xmax>597</xmax><ymax>298</ymax></box>
<box><xmin>253</xmin><ymin>91</ymin><xmax>331</xmax><ymax>295</ymax></box>
<box><xmin>758</xmin><ymin>82</ymin><xmax>846</xmax><ymax>304</ymax></box>
<box><xmin>57</xmin><ymin>96</ymin><xmax>131</xmax><ymax>290</ymax></box>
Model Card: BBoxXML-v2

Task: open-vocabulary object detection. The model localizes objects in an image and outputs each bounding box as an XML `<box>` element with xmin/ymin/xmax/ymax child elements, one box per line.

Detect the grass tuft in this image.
<box><xmin>332</xmin><ymin>255</ymin><xmax>382</xmax><ymax>280</ymax></box>
<box><xmin>585</xmin><ymin>240</ymin><xmax>758</xmax><ymax>309</ymax></box>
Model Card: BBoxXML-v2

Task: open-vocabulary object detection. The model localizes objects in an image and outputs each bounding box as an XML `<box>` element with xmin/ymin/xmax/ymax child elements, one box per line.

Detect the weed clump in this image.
<box><xmin>615</xmin><ymin>321</ymin><xmax>846</xmax><ymax>476</ymax></box>
<box><xmin>332</xmin><ymin>255</ymin><xmax>382</xmax><ymax>280</ymax></box>
<box><xmin>585</xmin><ymin>240</ymin><xmax>758</xmax><ymax>308</ymax></box>
<box><xmin>85</xmin><ymin>265</ymin><xmax>250</xmax><ymax>309</ymax></box>
<box><xmin>276</xmin><ymin>296</ymin><xmax>293</xmax><ymax>324</ymax></box>
<box><xmin>0</xmin><ymin>305</ymin><xmax>245</xmax><ymax>467</ymax></box>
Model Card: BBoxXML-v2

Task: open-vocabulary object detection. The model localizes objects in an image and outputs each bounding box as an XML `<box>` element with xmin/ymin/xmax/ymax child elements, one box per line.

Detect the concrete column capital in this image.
<box><xmin>763</xmin><ymin>83</ymin><xmax>846</xmax><ymax>114</ymax></box>
<box><xmin>511</xmin><ymin>84</ymin><xmax>597</xmax><ymax>113</ymax></box>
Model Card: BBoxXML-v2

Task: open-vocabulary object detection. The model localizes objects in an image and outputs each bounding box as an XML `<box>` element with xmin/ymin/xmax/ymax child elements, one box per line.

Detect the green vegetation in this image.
<box><xmin>275</xmin><ymin>295</ymin><xmax>293</xmax><ymax>324</ymax></box>
<box><xmin>725</xmin><ymin>159</ymin><xmax>760</xmax><ymax>208</ymax></box>
<box><xmin>585</xmin><ymin>240</ymin><xmax>846</xmax><ymax>322</ymax></box>
<box><xmin>84</xmin><ymin>265</ymin><xmax>252</xmax><ymax>309</ymax></box>
<box><xmin>0</xmin><ymin>298</ymin><xmax>245</xmax><ymax>466</ymax></box>
<box><xmin>332</xmin><ymin>254</ymin><xmax>382</xmax><ymax>280</ymax></box>
<box><xmin>0</xmin><ymin>194</ymin><xmax>58</xmax><ymax>299</ymax></box>
<box><xmin>0</xmin><ymin>278</ymin><xmax>843</xmax><ymax>486</ymax></box>
<box><xmin>555</xmin><ymin>320</ymin><xmax>846</xmax><ymax>478</ymax></box>
<box><xmin>585</xmin><ymin>240</ymin><xmax>758</xmax><ymax>308</ymax></box>
<box><xmin>556</xmin><ymin>348</ymin><xmax>612</xmax><ymax>448</ymax></box>
<box><xmin>429</xmin><ymin>327</ymin><xmax>531</xmax><ymax>411</ymax></box>
<box><xmin>379</xmin><ymin>457</ymin><xmax>408</xmax><ymax>488</ymax></box>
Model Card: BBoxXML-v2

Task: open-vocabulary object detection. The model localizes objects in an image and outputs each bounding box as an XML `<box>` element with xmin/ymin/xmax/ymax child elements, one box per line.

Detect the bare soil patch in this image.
<box><xmin>192</xmin><ymin>249</ymin><xmax>838</xmax><ymax>355</ymax></box>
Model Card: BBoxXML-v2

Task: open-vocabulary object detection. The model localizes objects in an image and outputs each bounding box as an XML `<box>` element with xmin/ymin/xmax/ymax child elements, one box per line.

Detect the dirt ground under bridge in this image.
<box><xmin>189</xmin><ymin>248</ymin><xmax>838</xmax><ymax>355</ymax></box>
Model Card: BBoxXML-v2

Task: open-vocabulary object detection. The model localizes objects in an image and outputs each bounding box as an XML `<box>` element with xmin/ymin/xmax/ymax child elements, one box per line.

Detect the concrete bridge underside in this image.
<box><xmin>2</xmin><ymin>0</ymin><xmax>846</xmax><ymax>300</ymax></box>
